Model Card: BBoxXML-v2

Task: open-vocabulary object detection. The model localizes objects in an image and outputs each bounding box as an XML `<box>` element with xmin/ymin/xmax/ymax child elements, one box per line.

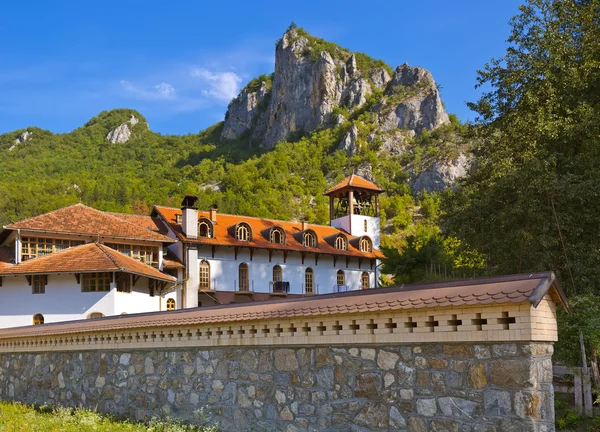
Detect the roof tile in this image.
<box><xmin>154</xmin><ymin>206</ymin><xmax>384</xmax><ymax>259</ymax></box>
<box><xmin>0</xmin><ymin>272</ymin><xmax>567</xmax><ymax>340</ymax></box>
<box><xmin>0</xmin><ymin>242</ymin><xmax>175</xmax><ymax>283</ymax></box>
<box><xmin>6</xmin><ymin>204</ymin><xmax>173</xmax><ymax>243</ymax></box>
<box><xmin>324</xmin><ymin>174</ymin><xmax>383</xmax><ymax>195</ymax></box>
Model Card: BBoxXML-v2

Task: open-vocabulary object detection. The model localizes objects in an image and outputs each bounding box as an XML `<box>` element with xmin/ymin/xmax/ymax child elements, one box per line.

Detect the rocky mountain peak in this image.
<box><xmin>221</xmin><ymin>27</ymin><xmax>450</xmax><ymax>150</ymax></box>
<box><xmin>106</xmin><ymin>114</ymin><xmax>144</xmax><ymax>144</ymax></box>
<box><xmin>8</xmin><ymin>130</ymin><xmax>32</xmax><ymax>151</ymax></box>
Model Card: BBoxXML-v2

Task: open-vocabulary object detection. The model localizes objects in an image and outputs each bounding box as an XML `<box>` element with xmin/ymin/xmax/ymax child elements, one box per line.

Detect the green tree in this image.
<box><xmin>442</xmin><ymin>0</ymin><xmax>600</xmax><ymax>365</ymax></box>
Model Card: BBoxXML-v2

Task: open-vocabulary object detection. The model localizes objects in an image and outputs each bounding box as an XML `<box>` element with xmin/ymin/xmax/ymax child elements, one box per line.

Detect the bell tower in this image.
<box><xmin>324</xmin><ymin>174</ymin><xmax>382</xmax><ymax>249</ymax></box>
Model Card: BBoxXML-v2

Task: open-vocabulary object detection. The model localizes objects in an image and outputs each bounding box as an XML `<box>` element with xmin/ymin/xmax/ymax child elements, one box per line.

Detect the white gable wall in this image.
<box><xmin>0</xmin><ymin>274</ymin><xmax>165</xmax><ymax>328</ymax></box>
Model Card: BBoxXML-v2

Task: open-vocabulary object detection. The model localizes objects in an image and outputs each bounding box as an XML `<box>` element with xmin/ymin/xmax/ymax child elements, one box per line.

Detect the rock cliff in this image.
<box><xmin>106</xmin><ymin>115</ymin><xmax>142</xmax><ymax>144</ymax></box>
<box><xmin>221</xmin><ymin>28</ymin><xmax>450</xmax><ymax>151</ymax></box>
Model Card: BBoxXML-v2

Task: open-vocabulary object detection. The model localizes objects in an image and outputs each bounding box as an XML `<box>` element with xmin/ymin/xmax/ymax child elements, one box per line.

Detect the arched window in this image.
<box><xmin>335</xmin><ymin>235</ymin><xmax>347</xmax><ymax>250</ymax></box>
<box><xmin>337</xmin><ymin>270</ymin><xmax>345</xmax><ymax>287</ymax></box>
<box><xmin>239</xmin><ymin>263</ymin><xmax>249</xmax><ymax>291</ymax></box>
<box><xmin>236</xmin><ymin>223</ymin><xmax>251</xmax><ymax>241</ymax></box>
<box><xmin>199</xmin><ymin>260</ymin><xmax>210</xmax><ymax>291</ymax></box>
<box><xmin>361</xmin><ymin>272</ymin><xmax>370</xmax><ymax>290</ymax></box>
<box><xmin>273</xmin><ymin>265</ymin><xmax>282</xmax><ymax>282</ymax></box>
<box><xmin>198</xmin><ymin>219</ymin><xmax>212</xmax><ymax>238</ymax></box>
<box><xmin>270</xmin><ymin>227</ymin><xmax>285</xmax><ymax>244</ymax></box>
<box><xmin>305</xmin><ymin>268</ymin><xmax>314</xmax><ymax>295</ymax></box>
<box><xmin>88</xmin><ymin>312</ymin><xmax>104</xmax><ymax>319</ymax></box>
<box><xmin>303</xmin><ymin>231</ymin><xmax>317</xmax><ymax>248</ymax></box>
<box><xmin>364</xmin><ymin>220</ymin><xmax>368</xmax><ymax>232</ymax></box>
<box><xmin>359</xmin><ymin>237</ymin><xmax>373</xmax><ymax>253</ymax></box>
<box><xmin>166</xmin><ymin>298</ymin><xmax>176</xmax><ymax>311</ymax></box>
<box><xmin>33</xmin><ymin>313</ymin><xmax>44</xmax><ymax>325</ymax></box>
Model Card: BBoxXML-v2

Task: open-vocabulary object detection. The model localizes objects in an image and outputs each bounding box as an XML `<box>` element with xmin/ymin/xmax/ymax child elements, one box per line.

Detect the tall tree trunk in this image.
<box><xmin>590</xmin><ymin>345</ymin><xmax>600</xmax><ymax>388</ymax></box>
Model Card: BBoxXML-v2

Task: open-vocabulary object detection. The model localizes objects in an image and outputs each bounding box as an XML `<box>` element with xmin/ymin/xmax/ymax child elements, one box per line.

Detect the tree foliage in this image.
<box><xmin>441</xmin><ymin>0</ymin><xmax>600</xmax><ymax>365</ymax></box>
<box><xmin>443</xmin><ymin>0</ymin><xmax>600</xmax><ymax>296</ymax></box>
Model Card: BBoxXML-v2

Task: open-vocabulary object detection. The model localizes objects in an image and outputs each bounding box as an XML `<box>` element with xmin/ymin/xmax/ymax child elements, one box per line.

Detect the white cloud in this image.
<box><xmin>154</xmin><ymin>82</ymin><xmax>175</xmax><ymax>97</ymax></box>
<box><xmin>190</xmin><ymin>68</ymin><xmax>242</xmax><ymax>101</ymax></box>
<box><xmin>119</xmin><ymin>80</ymin><xmax>176</xmax><ymax>100</ymax></box>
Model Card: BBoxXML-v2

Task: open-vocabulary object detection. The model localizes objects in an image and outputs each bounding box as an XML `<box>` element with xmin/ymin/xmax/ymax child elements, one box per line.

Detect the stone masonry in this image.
<box><xmin>0</xmin><ymin>342</ymin><xmax>554</xmax><ymax>431</ymax></box>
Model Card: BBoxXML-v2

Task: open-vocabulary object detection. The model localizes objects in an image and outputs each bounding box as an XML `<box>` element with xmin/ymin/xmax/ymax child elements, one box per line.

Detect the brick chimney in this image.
<box><xmin>181</xmin><ymin>195</ymin><xmax>198</xmax><ymax>239</ymax></box>
<box><xmin>209</xmin><ymin>206</ymin><xmax>217</xmax><ymax>223</ymax></box>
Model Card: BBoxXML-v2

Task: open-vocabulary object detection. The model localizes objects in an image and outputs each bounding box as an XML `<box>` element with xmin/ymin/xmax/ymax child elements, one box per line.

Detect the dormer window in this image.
<box><xmin>359</xmin><ymin>236</ymin><xmax>373</xmax><ymax>253</ymax></box>
<box><xmin>198</xmin><ymin>218</ymin><xmax>213</xmax><ymax>238</ymax></box>
<box><xmin>235</xmin><ymin>223</ymin><xmax>251</xmax><ymax>242</ymax></box>
<box><xmin>270</xmin><ymin>227</ymin><xmax>285</xmax><ymax>244</ymax></box>
<box><xmin>302</xmin><ymin>231</ymin><xmax>317</xmax><ymax>248</ymax></box>
<box><xmin>335</xmin><ymin>235</ymin><xmax>348</xmax><ymax>251</ymax></box>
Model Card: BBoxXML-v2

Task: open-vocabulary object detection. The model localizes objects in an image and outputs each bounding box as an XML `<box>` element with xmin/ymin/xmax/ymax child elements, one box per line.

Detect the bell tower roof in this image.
<box><xmin>324</xmin><ymin>174</ymin><xmax>382</xmax><ymax>197</ymax></box>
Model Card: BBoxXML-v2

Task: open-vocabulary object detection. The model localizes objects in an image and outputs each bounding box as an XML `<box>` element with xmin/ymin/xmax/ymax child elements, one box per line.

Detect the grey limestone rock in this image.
<box><xmin>221</xmin><ymin>81</ymin><xmax>270</xmax><ymax>140</ymax></box>
<box><xmin>345</xmin><ymin>78</ymin><xmax>372</xmax><ymax>110</ymax></box>
<box><xmin>106</xmin><ymin>124</ymin><xmax>131</xmax><ymax>144</ymax></box>
<box><xmin>412</xmin><ymin>154</ymin><xmax>470</xmax><ymax>194</ymax></box>
<box><xmin>338</xmin><ymin>124</ymin><xmax>359</xmax><ymax>155</ymax></box>
<box><xmin>376</xmin><ymin>63</ymin><xmax>449</xmax><ymax>134</ymax></box>
<box><xmin>9</xmin><ymin>131</ymin><xmax>32</xmax><ymax>151</ymax></box>
<box><xmin>221</xmin><ymin>29</ymin><xmax>451</xmax><ymax>153</ymax></box>
<box><xmin>369</xmin><ymin>67</ymin><xmax>391</xmax><ymax>90</ymax></box>
<box><xmin>106</xmin><ymin>115</ymin><xmax>140</xmax><ymax>143</ymax></box>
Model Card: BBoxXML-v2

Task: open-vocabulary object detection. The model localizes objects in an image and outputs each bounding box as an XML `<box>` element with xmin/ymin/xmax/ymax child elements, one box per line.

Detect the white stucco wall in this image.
<box><xmin>190</xmin><ymin>246</ymin><xmax>374</xmax><ymax>298</ymax></box>
<box><xmin>331</xmin><ymin>215</ymin><xmax>380</xmax><ymax>248</ymax></box>
<box><xmin>0</xmin><ymin>274</ymin><xmax>164</xmax><ymax>328</ymax></box>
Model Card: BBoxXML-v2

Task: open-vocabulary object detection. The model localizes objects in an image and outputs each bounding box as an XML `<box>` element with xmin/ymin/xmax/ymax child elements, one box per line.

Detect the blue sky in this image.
<box><xmin>0</xmin><ymin>1</ymin><xmax>522</xmax><ymax>135</ymax></box>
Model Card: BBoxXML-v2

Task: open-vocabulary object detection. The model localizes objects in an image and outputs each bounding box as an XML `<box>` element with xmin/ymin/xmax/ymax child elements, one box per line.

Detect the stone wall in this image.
<box><xmin>0</xmin><ymin>342</ymin><xmax>554</xmax><ymax>432</ymax></box>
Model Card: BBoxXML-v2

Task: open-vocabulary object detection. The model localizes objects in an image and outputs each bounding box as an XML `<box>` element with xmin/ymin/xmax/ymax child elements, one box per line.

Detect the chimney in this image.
<box><xmin>209</xmin><ymin>205</ymin><xmax>217</xmax><ymax>223</ymax></box>
<box><xmin>302</xmin><ymin>221</ymin><xmax>308</xmax><ymax>231</ymax></box>
<box><xmin>181</xmin><ymin>195</ymin><xmax>199</xmax><ymax>238</ymax></box>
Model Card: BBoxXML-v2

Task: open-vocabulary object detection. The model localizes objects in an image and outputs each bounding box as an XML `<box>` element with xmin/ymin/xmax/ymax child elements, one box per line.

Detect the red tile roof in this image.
<box><xmin>5</xmin><ymin>204</ymin><xmax>174</xmax><ymax>243</ymax></box>
<box><xmin>0</xmin><ymin>272</ymin><xmax>567</xmax><ymax>339</ymax></box>
<box><xmin>324</xmin><ymin>174</ymin><xmax>383</xmax><ymax>195</ymax></box>
<box><xmin>108</xmin><ymin>212</ymin><xmax>164</xmax><ymax>232</ymax></box>
<box><xmin>0</xmin><ymin>242</ymin><xmax>176</xmax><ymax>283</ymax></box>
<box><xmin>153</xmin><ymin>206</ymin><xmax>384</xmax><ymax>259</ymax></box>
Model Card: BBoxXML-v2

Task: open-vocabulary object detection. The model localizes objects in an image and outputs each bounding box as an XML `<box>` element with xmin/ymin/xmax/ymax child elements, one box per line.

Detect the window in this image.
<box><xmin>305</xmin><ymin>268</ymin><xmax>314</xmax><ymax>295</ymax></box>
<box><xmin>198</xmin><ymin>219</ymin><xmax>212</xmax><ymax>238</ymax></box>
<box><xmin>31</xmin><ymin>275</ymin><xmax>47</xmax><ymax>294</ymax></box>
<box><xmin>33</xmin><ymin>313</ymin><xmax>44</xmax><ymax>325</ymax></box>
<box><xmin>364</xmin><ymin>220</ymin><xmax>368</xmax><ymax>232</ymax></box>
<box><xmin>335</xmin><ymin>235</ymin><xmax>347</xmax><ymax>250</ymax></box>
<box><xmin>88</xmin><ymin>312</ymin><xmax>104</xmax><ymax>319</ymax></box>
<box><xmin>199</xmin><ymin>260</ymin><xmax>210</xmax><ymax>291</ymax></box>
<box><xmin>236</xmin><ymin>223</ymin><xmax>251</xmax><ymax>241</ymax></box>
<box><xmin>116</xmin><ymin>273</ymin><xmax>131</xmax><ymax>293</ymax></box>
<box><xmin>362</xmin><ymin>272</ymin><xmax>370</xmax><ymax>290</ymax></box>
<box><xmin>270</xmin><ymin>227</ymin><xmax>285</xmax><ymax>244</ymax></box>
<box><xmin>238</xmin><ymin>263</ymin><xmax>249</xmax><ymax>291</ymax></box>
<box><xmin>21</xmin><ymin>237</ymin><xmax>83</xmax><ymax>261</ymax></box>
<box><xmin>359</xmin><ymin>237</ymin><xmax>373</xmax><ymax>253</ymax></box>
<box><xmin>273</xmin><ymin>265</ymin><xmax>282</xmax><ymax>282</ymax></box>
<box><xmin>303</xmin><ymin>231</ymin><xmax>317</xmax><ymax>248</ymax></box>
<box><xmin>166</xmin><ymin>298</ymin><xmax>176</xmax><ymax>311</ymax></box>
<box><xmin>81</xmin><ymin>273</ymin><xmax>111</xmax><ymax>292</ymax></box>
<box><xmin>104</xmin><ymin>244</ymin><xmax>159</xmax><ymax>266</ymax></box>
<box><xmin>337</xmin><ymin>270</ymin><xmax>345</xmax><ymax>287</ymax></box>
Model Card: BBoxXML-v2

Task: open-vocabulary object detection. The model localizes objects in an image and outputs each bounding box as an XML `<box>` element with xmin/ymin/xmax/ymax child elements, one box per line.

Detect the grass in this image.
<box><xmin>0</xmin><ymin>401</ymin><xmax>218</xmax><ymax>432</ymax></box>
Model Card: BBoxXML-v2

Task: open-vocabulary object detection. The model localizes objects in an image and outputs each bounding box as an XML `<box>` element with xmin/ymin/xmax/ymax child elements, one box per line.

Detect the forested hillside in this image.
<box><xmin>2</xmin><ymin>1</ymin><xmax>598</xmax><ymax>368</ymax></box>
<box><xmin>0</xmin><ymin>26</ymin><xmax>477</xmax><ymax>285</ymax></box>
